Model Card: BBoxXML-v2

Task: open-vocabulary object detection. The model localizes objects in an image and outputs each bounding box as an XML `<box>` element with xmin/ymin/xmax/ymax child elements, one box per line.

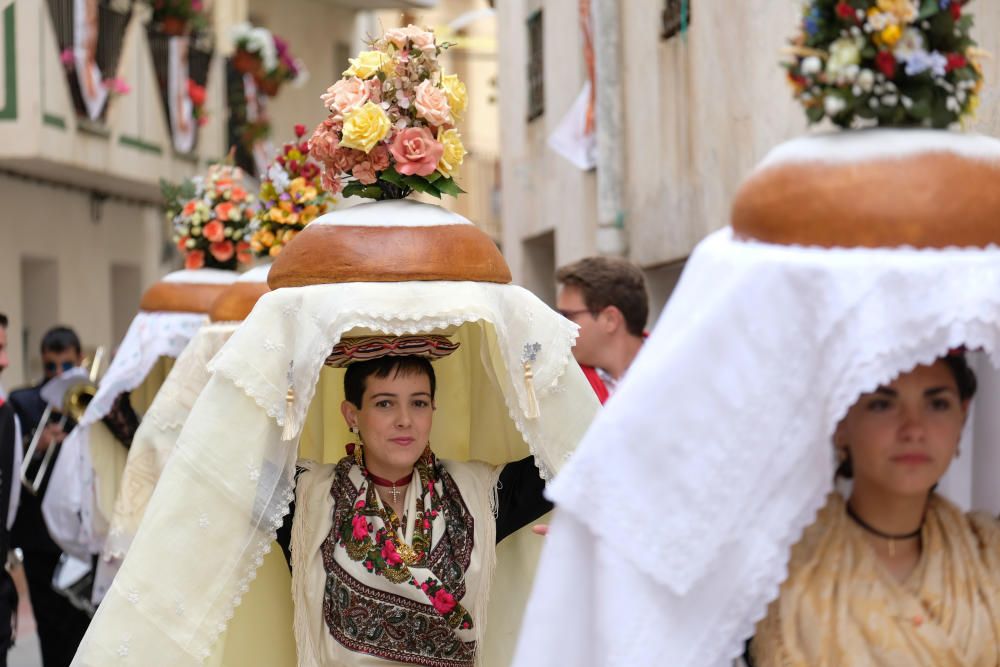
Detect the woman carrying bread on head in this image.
<box><xmin>71</xmin><ymin>25</ymin><xmax>600</xmax><ymax>667</ymax></box>
<box><xmin>511</xmin><ymin>3</ymin><xmax>1000</xmax><ymax>664</ymax></box>
<box><xmin>748</xmin><ymin>353</ymin><xmax>1000</xmax><ymax>666</ymax></box>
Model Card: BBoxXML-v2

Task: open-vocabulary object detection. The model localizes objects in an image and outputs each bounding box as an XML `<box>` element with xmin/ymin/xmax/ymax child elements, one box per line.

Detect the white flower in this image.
<box><xmin>857</xmin><ymin>69</ymin><xmax>875</xmax><ymax>93</ymax></box>
<box><xmin>801</xmin><ymin>56</ymin><xmax>822</xmax><ymax>75</ymax></box>
<box><xmin>824</xmin><ymin>94</ymin><xmax>848</xmax><ymax>117</ymax></box>
<box><xmin>881</xmin><ymin>93</ymin><xmax>899</xmax><ymax>106</ymax></box>
<box><xmin>826</xmin><ymin>36</ymin><xmax>864</xmax><ymax>81</ymax></box>
<box><xmin>893</xmin><ymin>28</ymin><xmax>926</xmax><ymax>62</ymax></box>
<box><xmin>946</xmin><ymin>96</ymin><xmax>961</xmax><ymax>112</ymax></box>
<box><xmin>186</xmin><ymin>239</ymin><xmax>196</xmax><ymax>249</ymax></box>
<box><xmin>267</xmin><ymin>163</ymin><xmax>290</xmax><ymax>192</ymax></box>
<box><xmin>866</xmin><ymin>11</ymin><xmax>894</xmax><ymax>31</ymax></box>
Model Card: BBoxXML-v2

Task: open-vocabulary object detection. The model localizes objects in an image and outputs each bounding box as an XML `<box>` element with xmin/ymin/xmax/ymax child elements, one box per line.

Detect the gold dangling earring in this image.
<box><xmin>352</xmin><ymin>426</ymin><xmax>365</xmax><ymax>468</ymax></box>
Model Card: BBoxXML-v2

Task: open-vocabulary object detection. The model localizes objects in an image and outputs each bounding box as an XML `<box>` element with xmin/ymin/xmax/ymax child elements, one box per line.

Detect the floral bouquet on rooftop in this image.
<box><xmin>249</xmin><ymin>124</ymin><xmax>335</xmax><ymax>258</ymax></box>
<box><xmin>170</xmin><ymin>164</ymin><xmax>255</xmax><ymax>270</ymax></box>
<box><xmin>786</xmin><ymin>0</ymin><xmax>983</xmax><ymax>128</ymax></box>
<box><xmin>310</xmin><ymin>25</ymin><xmax>469</xmax><ymax>201</ymax></box>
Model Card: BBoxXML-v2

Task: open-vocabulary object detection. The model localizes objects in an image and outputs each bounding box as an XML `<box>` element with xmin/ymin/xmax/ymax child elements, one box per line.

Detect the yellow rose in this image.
<box><xmin>880</xmin><ymin>24</ymin><xmax>901</xmax><ymax>47</ymax></box>
<box><xmin>340</xmin><ymin>101</ymin><xmax>391</xmax><ymax>153</ymax></box>
<box><xmin>343</xmin><ymin>50</ymin><xmax>390</xmax><ymax>79</ymax></box>
<box><xmin>436</xmin><ymin>128</ymin><xmax>466</xmax><ymax>178</ymax></box>
<box><xmin>441</xmin><ymin>73</ymin><xmax>469</xmax><ymax>120</ymax></box>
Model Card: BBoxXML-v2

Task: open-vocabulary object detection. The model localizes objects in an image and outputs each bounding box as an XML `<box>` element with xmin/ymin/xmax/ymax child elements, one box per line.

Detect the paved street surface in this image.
<box><xmin>8</xmin><ymin>564</ymin><xmax>42</xmax><ymax>667</ymax></box>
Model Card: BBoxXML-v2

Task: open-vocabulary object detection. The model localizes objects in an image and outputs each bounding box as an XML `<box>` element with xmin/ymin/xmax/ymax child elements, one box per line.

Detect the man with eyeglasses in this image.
<box><xmin>8</xmin><ymin>325</ymin><xmax>90</xmax><ymax>667</ymax></box>
<box><xmin>555</xmin><ymin>257</ymin><xmax>649</xmax><ymax>404</ymax></box>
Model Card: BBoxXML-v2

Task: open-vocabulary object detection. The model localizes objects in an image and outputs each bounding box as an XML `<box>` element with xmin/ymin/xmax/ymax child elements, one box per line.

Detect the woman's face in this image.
<box><xmin>835</xmin><ymin>361</ymin><xmax>968</xmax><ymax>498</ymax></box>
<box><xmin>341</xmin><ymin>369</ymin><xmax>434</xmax><ymax>478</ymax></box>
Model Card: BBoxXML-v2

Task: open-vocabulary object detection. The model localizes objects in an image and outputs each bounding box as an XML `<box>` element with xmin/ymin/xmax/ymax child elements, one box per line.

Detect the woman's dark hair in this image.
<box><xmin>343</xmin><ymin>355</ymin><xmax>436</xmax><ymax>408</ymax></box>
<box><xmin>943</xmin><ymin>353</ymin><xmax>977</xmax><ymax>401</ymax></box>
<box><xmin>40</xmin><ymin>326</ymin><xmax>81</xmax><ymax>355</ymax></box>
<box><xmin>836</xmin><ymin>353</ymin><xmax>978</xmax><ymax>479</ymax></box>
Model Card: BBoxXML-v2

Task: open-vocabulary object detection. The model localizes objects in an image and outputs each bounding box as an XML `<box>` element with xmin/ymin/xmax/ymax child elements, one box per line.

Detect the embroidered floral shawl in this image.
<box><xmin>752</xmin><ymin>493</ymin><xmax>1000</xmax><ymax>667</ymax></box>
<box><xmin>292</xmin><ymin>456</ymin><xmax>500</xmax><ymax>667</ymax></box>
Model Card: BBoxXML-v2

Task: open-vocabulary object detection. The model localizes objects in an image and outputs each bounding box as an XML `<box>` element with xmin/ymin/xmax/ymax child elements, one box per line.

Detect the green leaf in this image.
<box><xmin>433</xmin><ymin>177</ymin><xmax>465</xmax><ymax>197</ymax></box>
<box><xmin>805</xmin><ymin>105</ymin><xmax>825</xmax><ymax>124</ymax></box>
<box><xmin>425</xmin><ymin>171</ymin><xmax>442</xmax><ymax>183</ymax></box>
<box><xmin>403</xmin><ymin>176</ymin><xmax>441</xmax><ymax>199</ymax></box>
<box><xmin>360</xmin><ymin>186</ymin><xmax>385</xmax><ymax>199</ymax></box>
<box><xmin>917</xmin><ymin>0</ymin><xmax>938</xmax><ymax>20</ymax></box>
<box><xmin>380</xmin><ymin>167</ymin><xmax>405</xmax><ymax>186</ymax></box>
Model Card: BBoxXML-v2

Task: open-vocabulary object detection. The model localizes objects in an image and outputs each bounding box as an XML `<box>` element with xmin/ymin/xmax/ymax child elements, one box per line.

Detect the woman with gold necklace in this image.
<box><xmin>280</xmin><ymin>346</ymin><xmax>552</xmax><ymax>666</ymax></box>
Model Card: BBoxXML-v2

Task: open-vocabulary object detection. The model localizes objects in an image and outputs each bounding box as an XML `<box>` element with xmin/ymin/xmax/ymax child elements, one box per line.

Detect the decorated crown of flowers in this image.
<box><xmin>250</xmin><ymin>124</ymin><xmax>335</xmax><ymax>258</ymax></box>
<box><xmin>786</xmin><ymin>0</ymin><xmax>983</xmax><ymax>128</ymax></box>
<box><xmin>309</xmin><ymin>25</ymin><xmax>469</xmax><ymax>201</ymax></box>
<box><xmin>171</xmin><ymin>164</ymin><xmax>255</xmax><ymax>270</ymax></box>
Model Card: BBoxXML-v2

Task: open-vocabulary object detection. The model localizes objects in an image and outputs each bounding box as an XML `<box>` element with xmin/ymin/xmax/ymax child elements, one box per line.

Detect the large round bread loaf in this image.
<box><xmin>139</xmin><ymin>269</ymin><xmax>238</xmax><ymax>314</ymax></box>
<box><xmin>731</xmin><ymin>130</ymin><xmax>1000</xmax><ymax>248</ymax></box>
<box><xmin>209</xmin><ymin>264</ymin><xmax>271</xmax><ymax>322</ymax></box>
<box><xmin>268</xmin><ymin>200</ymin><xmax>511</xmax><ymax>288</ymax></box>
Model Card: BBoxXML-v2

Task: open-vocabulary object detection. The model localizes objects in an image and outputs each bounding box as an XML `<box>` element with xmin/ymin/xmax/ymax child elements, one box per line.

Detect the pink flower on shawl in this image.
<box><xmin>389</xmin><ymin>127</ymin><xmax>443</xmax><ymax>177</ymax></box>
<box><xmin>381</xmin><ymin>540</ymin><xmax>403</xmax><ymax>567</ymax></box>
<box><xmin>351</xmin><ymin>514</ymin><xmax>370</xmax><ymax>540</ymax></box>
<box><xmin>431</xmin><ymin>589</ymin><xmax>456</xmax><ymax>615</ymax></box>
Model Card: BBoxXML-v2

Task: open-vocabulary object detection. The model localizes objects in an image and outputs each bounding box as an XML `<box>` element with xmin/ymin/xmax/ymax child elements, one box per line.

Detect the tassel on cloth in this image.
<box><xmin>281</xmin><ymin>360</ymin><xmax>298</xmax><ymax>441</ymax></box>
<box><xmin>521</xmin><ymin>342</ymin><xmax>542</xmax><ymax>420</ymax></box>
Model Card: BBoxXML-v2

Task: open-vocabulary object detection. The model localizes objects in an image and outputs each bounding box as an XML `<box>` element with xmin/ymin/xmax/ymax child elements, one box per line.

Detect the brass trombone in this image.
<box><xmin>20</xmin><ymin>348</ymin><xmax>104</xmax><ymax>495</ymax></box>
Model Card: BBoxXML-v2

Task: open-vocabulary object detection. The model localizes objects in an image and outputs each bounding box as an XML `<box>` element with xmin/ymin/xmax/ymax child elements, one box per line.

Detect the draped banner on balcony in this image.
<box><xmin>46</xmin><ymin>0</ymin><xmax>132</xmax><ymax>122</ymax></box>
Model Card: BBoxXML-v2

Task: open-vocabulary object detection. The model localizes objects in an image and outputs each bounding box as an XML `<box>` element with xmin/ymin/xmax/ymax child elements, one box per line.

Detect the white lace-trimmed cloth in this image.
<box><xmin>42</xmin><ymin>269</ymin><xmax>234</xmax><ymax>599</ymax></box>
<box><xmin>72</xmin><ymin>280</ymin><xmax>598</xmax><ymax>666</ymax></box>
<box><xmin>513</xmin><ymin>227</ymin><xmax>1000</xmax><ymax>667</ymax></box>
<box><xmin>102</xmin><ymin>323</ymin><xmax>240</xmax><ymax>562</ymax></box>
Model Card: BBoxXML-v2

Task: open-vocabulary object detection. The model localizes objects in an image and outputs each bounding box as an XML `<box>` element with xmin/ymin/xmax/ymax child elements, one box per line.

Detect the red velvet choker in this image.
<box><xmin>367</xmin><ymin>471</ymin><xmax>414</xmax><ymax>488</ymax></box>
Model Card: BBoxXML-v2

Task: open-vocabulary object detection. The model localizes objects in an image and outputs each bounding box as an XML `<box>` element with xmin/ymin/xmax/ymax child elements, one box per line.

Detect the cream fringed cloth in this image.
<box><xmin>752</xmin><ymin>493</ymin><xmax>1000</xmax><ymax>666</ymax></box>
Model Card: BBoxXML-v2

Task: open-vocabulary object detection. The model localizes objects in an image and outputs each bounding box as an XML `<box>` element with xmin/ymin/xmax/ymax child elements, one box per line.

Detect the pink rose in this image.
<box><xmin>431</xmin><ymin>589</ymin><xmax>456</xmax><ymax>615</ymax></box>
<box><xmin>351</xmin><ymin>514</ymin><xmax>370</xmax><ymax>540</ymax></box>
<box><xmin>413</xmin><ymin>80</ymin><xmax>451</xmax><ymax>127</ymax></box>
<box><xmin>352</xmin><ymin>161</ymin><xmax>377</xmax><ymax>185</ymax></box>
<box><xmin>389</xmin><ymin>127</ymin><xmax>443</xmax><ymax>177</ymax></box>
<box><xmin>236</xmin><ymin>241</ymin><xmax>252</xmax><ymax>265</ymax></box>
<box><xmin>209</xmin><ymin>241</ymin><xmax>235</xmax><ymax>263</ymax></box>
<box><xmin>321</xmin><ymin>77</ymin><xmax>370</xmax><ymax>115</ymax></box>
<box><xmin>381</xmin><ymin>540</ymin><xmax>403</xmax><ymax>567</ymax></box>
<box><xmin>184</xmin><ymin>249</ymin><xmax>204</xmax><ymax>270</ymax></box>
<box><xmin>385</xmin><ymin>25</ymin><xmax>436</xmax><ymax>51</ymax></box>
<box><xmin>202</xmin><ymin>220</ymin><xmax>225</xmax><ymax>243</ymax></box>
<box><xmin>369</xmin><ymin>144</ymin><xmax>390</xmax><ymax>171</ymax></box>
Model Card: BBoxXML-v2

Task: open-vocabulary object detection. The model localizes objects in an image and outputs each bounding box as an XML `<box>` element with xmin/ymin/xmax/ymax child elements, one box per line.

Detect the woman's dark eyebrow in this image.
<box><xmin>924</xmin><ymin>386</ymin><xmax>955</xmax><ymax>396</ymax></box>
<box><xmin>370</xmin><ymin>392</ymin><xmax>398</xmax><ymax>399</ymax></box>
<box><xmin>874</xmin><ymin>386</ymin><xmax>897</xmax><ymax>397</ymax></box>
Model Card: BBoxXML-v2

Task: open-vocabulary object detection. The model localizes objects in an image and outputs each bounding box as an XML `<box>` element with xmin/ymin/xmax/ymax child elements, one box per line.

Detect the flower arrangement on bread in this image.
<box><xmin>785</xmin><ymin>0</ymin><xmax>982</xmax><ymax>128</ymax></box>
<box><xmin>309</xmin><ymin>25</ymin><xmax>469</xmax><ymax>201</ymax></box>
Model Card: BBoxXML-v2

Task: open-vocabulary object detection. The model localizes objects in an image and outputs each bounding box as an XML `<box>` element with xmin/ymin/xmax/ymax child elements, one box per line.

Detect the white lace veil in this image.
<box><xmin>72</xmin><ymin>275</ymin><xmax>599</xmax><ymax>665</ymax></box>
<box><xmin>513</xmin><ymin>132</ymin><xmax>1000</xmax><ymax>667</ymax></box>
